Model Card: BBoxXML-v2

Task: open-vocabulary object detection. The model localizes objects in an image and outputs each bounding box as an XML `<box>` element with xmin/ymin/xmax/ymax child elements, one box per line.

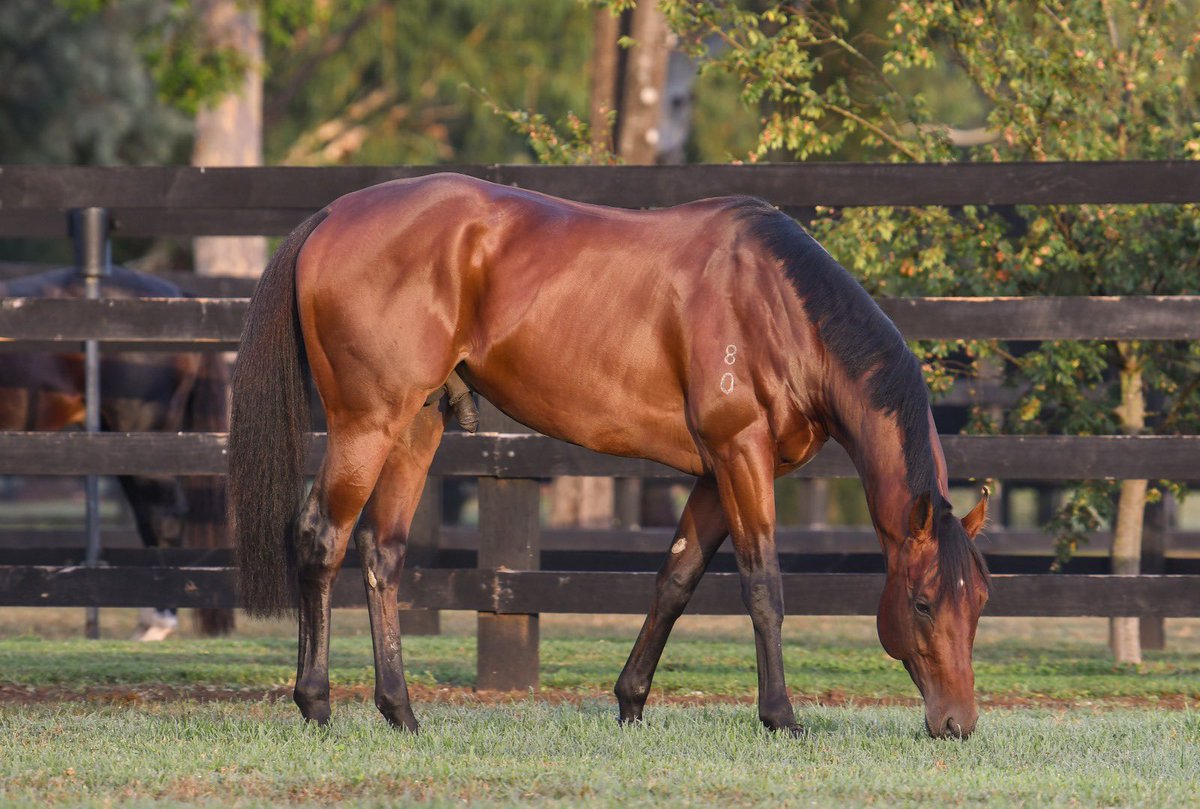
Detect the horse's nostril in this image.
<box><xmin>946</xmin><ymin>717</ymin><xmax>964</xmax><ymax>739</ymax></box>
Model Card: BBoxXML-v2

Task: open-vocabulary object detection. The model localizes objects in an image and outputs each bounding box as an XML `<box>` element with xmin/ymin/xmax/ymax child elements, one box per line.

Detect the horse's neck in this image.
<box><xmin>824</xmin><ymin>375</ymin><xmax>946</xmax><ymax>551</ymax></box>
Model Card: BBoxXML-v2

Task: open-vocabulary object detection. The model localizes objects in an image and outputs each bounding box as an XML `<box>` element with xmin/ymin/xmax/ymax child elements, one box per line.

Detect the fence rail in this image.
<box><xmin>1</xmin><ymin>431</ymin><xmax>1198</xmax><ymax>480</ymax></box>
<box><xmin>1</xmin><ymin>566</ymin><xmax>1196</xmax><ymax>618</ymax></box>
<box><xmin>3</xmin><ymin>161</ymin><xmax>1198</xmax><ymax>236</ymax></box>
<box><xmin>4</xmin><ymin>295</ymin><xmax>1200</xmax><ymax>342</ymax></box>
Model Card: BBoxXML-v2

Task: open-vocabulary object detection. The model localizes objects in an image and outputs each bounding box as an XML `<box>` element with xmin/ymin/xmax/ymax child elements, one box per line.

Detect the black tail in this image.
<box><xmin>182</xmin><ymin>351</ymin><xmax>236</xmax><ymax>635</ymax></box>
<box><xmin>228</xmin><ymin>210</ymin><xmax>329</xmax><ymax>617</ymax></box>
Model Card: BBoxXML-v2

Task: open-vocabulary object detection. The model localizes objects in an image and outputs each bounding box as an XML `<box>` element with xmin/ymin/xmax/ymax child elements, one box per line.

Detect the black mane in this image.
<box><xmin>735</xmin><ymin>199</ymin><xmax>934</xmax><ymax>495</ymax></box>
<box><xmin>735</xmin><ymin>200</ymin><xmax>989</xmax><ymax>595</ymax></box>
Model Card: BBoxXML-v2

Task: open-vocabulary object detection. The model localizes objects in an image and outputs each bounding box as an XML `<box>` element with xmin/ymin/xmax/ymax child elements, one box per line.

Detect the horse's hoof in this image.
<box><xmin>780</xmin><ymin>723</ymin><xmax>809</xmax><ymax>739</ymax></box>
<box><xmin>378</xmin><ymin>699</ymin><xmax>419</xmax><ymax>733</ymax></box>
<box><xmin>383</xmin><ymin>712</ymin><xmax>419</xmax><ymax>734</ymax></box>
<box><xmin>301</xmin><ymin>709</ymin><xmax>331</xmax><ymax>727</ymax></box>
<box><xmin>617</xmin><ymin>714</ymin><xmax>644</xmax><ymax>727</ymax></box>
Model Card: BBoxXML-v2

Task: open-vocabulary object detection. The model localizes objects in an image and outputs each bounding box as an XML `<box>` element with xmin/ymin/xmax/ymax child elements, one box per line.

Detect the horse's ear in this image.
<box><xmin>908</xmin><ymin>491</ymin><xmax>934</xmax><ymax>542</ymax></box>
<box><xmin>961</xmin><ymin>486</ymin><xmax>990</xmax><ymax>540</ymax></box>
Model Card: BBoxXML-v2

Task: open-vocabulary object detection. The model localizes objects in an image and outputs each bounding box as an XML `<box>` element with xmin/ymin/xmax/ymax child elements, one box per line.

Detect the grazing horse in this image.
<box><xmin>0</xmin><ymin>266</ymin><xmax>234</xmax><ymax>637</ymax></box>
<box><xmin>229</xmin><ymin>173</ymin><xmax>990</xmax><ymax>738</ymax></box>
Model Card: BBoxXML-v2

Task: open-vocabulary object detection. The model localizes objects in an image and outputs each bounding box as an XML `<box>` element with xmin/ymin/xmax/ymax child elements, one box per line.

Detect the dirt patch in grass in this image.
<box><xmin>1</xmin><ymin>682</ymin><xmax>1192</xmax><ymax>712</ymax></box>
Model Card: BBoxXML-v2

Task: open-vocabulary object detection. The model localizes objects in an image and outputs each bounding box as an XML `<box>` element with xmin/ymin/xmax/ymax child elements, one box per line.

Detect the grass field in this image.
<box><xmin>1</xmin><ymin>610</ymin><xmax>1198</xmax><ymax>806</ymax></box>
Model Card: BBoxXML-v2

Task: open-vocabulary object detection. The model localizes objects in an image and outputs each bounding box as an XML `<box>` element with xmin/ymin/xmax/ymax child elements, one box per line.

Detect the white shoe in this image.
<box><xmin>131</xmin><ymin>608</ymin><xmax>179</xmax><ymax>642</ymax></box>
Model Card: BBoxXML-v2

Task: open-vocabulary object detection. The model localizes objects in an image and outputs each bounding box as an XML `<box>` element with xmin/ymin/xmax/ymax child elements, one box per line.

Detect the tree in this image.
<box><xmin>662</xmin><ymin>0</ymin><xmax>1200</xmax><ymax>662</ymax></box>
<box><xmin>191</xmin><ymin>0</ymin><xmax>266</xmax><ymax>279</ymax></box>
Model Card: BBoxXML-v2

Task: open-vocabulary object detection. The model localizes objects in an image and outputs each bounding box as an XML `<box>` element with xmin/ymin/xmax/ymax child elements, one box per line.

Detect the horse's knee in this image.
<box><xmin>740</xmin><ymin>571</ymin><xmax>784</xmax><ymax>627</ymax></box>
<box><xmin>658</xmin><ymin>567</ymin><xmax>701</xmax><ymax>605</ymax></box>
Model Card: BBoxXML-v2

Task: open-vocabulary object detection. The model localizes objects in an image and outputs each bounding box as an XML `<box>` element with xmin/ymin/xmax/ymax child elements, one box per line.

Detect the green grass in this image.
<box><xmin>1</xmin><ymin>630</ymin><xmax>1198</xmax><ymax>702</ymax></box>
<box><xmin>2</xmin><ymin>614</ymin><xmax>1198</xmax><ymax>806</ymax></box>
<box><xmin>1</xmin><ymin>701</ymin><xmax>1197</xmax><ymax>807</ymax></box>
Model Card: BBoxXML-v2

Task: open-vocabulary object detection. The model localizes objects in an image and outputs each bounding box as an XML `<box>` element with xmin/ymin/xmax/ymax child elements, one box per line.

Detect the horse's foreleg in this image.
<box><xmin>712</xmin><ymin>432</ymin><xmax>800</xmax><ymax>736</ymax></box>
<box><xmin>353</xmin><ymin>405</ymin><xmax>447</xmax><ymax>732</ymax></box>
<box><xmin>293</xmin><ymin>423</ymin><xmax>393</xmax><ymax>725</ymax></box>
<box><xmin>615</xmin><ymin>476</ymin><xmax>727</xmax><ymax>723</ymax></box>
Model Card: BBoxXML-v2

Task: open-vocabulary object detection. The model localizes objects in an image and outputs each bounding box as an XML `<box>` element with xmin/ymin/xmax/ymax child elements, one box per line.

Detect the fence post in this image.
<box><xmin>69</xmin><ymin>207</ymin><xmax>110</xmax><ymax>640</ymax></box>
<box><xmin>476</xmin><ymin>400</ymin><xmax>540</xmax><ymax>691</ymax></box>
<box><xmin>614</xmin><ymin>478</ymin><xmax>641</xmax><ymax>529</ymax></box>
<box><xmin>401</xmin><ymin>476</ymin><xmax>441</xmax><ymax>635</ymax></box>
<box><xmin>1139</xmin><ymin>494</ymin><xmax>1171</xmax><ymax>650</ymax></box>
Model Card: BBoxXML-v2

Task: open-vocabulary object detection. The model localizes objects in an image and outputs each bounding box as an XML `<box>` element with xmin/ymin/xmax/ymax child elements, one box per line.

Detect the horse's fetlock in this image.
<box><xmin>294</xmin><ymin>681</ymin><xmax>331</xmax><ymax>723</ymax></box>
<box><xmin>615</xmin><ymin>678</ymin><xmax>650</xmax><ymax>703</ymax></box>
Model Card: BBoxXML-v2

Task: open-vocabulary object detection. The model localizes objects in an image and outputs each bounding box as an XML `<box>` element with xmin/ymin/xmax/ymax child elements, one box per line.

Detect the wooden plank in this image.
<box><xmin>4</xmin><ymin>544</ymin><xmax>1197</xmax><ymax>576</ymax></box>
<box><xmin>0</xmin><ymin>566</ymin><xmax>494</xmax><ymax>609</ymax></box>
<box><xmin>475</xmin><ymin>401</ymin><xmax>541</xmax><ymax>692</ymax></box>
<box><xmin>0</xmin><ymin>298</ymin><xmax>246</xmax><ymax>343</ymax></box>
<box><xmin>491</xmin><ymin>571</ymin><xmax>1200</xmax><ymax>617</ymax></box>
<box><xmin>1140</xmin><ymin>499</ymin><xmax>1168</xmax><ymax>650</ymax></box>
<box><xmin>0</xmin><ymin>340</ymin><xmax>239</xmax><ymax>353</ymax></box>
<box><xmin>0</xmin><ymin>208</ymin><xmax>312</xmax><ymax>238</ymax></box>
<box><xmin>879</xmin><ymin>297</ymin><xmax>1200</xmax><ymax>340</ymax></box>
<box><xmin>4</xmin><ymin>296</ymin><xmax>1200</xmax><ymax>344</ymax></box>
<box><xmin>402</xmin><ymin>478</ymin><xmax>441</xmax><ymax>635</ymax></box>
<box><xmin>11</xmin><ymin>523</ymin><xmax>1200</xmax><ymax>559</ymax></box>
<box><xmin>2</xmin><ymin>163</ymin><xmax>1198</xmax><ymax>214</ymax></box>
<box><xmin>1</xmin><ymin>431</ymin><xmax>1198</xmax><ymax>480</ymax></box>
<box><xmin>435</xmin><ymin>526</ymin><xmax>1200</xmax><ymax>557</ymax></box>
<box><xmin>2</xmin><ymin>565</ymin><xmax>1197</xmax><ymax>616</ymax></box>
<box><xmin>0</xmin><ymin>263</ymin><xmax>258</xmax><ymax>297</ymax></box>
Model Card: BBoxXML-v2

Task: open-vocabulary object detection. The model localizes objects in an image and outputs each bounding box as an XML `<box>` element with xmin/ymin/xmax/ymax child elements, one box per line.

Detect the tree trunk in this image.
<box><xmin>1110</xmin><ymin>342</ymin><xmax>1145</xmax><ymax>664</ymax></box>
<box><xmin>589</xmin><ymin>7</ymin><xmax>620</xmax><ymax>159</ymax></box>
<box><xmin>616</xmin><ymin>2</ymin><xmax>670</xmax><ymax>163</ymax></box>
<box><xmin>547</xmin><ymin>476</ymin><xmax>614</xmax><ymax>529</ymax></box>
<box><xmin>191</xmin><ymin>0</ymin><xmax>266</xmax><ymax>279</ymax></box>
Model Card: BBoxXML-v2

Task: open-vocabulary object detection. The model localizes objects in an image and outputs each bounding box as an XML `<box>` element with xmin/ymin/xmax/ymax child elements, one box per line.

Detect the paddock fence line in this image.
<box><xmin>2</xmin><ymin>162</ymin><xmax>1198</xmax><ymax>688</ymax></box>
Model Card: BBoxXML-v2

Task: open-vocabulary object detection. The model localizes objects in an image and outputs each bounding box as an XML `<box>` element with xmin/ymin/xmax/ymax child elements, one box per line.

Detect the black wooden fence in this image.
<box><xmin>2</xmin><ymin>162</ymin><xmax>1199</xmax><ymax>689</ymax></box>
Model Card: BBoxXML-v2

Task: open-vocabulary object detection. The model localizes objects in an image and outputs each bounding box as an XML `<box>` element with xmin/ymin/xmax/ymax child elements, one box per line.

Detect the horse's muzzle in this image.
<box><xmin>926</xmin><ymin>711</ymin><xmax>977</xmax><ymax>740</ymax></box>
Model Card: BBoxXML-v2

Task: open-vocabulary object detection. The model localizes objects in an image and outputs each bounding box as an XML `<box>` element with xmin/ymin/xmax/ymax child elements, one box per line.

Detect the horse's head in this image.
<box><xmin>877</xmin><ymin>489</ymin><xmax>989</xmax><ymax>739</ymax></box>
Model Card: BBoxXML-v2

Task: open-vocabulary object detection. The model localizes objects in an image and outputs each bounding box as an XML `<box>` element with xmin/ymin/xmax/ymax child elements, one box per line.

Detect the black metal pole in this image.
<box><xmin>70</xmin><ymin>207</ymin><xmax>110</xmax><ymax>639</ymax></box>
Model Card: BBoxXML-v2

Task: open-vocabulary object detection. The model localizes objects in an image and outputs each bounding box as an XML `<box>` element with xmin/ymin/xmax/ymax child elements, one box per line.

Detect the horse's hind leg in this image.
<box><xmin>293</xmin><ymin>419</ymin><xmax>394</xmax><ymax>725</ymax></box>
<box><xmin>353</xmin><ymin>403</ymin><xmax>447</xmax><ymax>732</ymax></box>
<box><xmin>615</xmin><ymin>477</ymin><xmax>727</xmax><ymax>723</ymax></box>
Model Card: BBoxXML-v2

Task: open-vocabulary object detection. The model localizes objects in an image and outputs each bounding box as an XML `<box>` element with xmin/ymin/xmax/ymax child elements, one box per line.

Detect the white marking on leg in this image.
<box><xmin>671</xmin><ymin>537</ymin><xmax>687</xmax><ymax>554</ymax></box>
<box><xmin>367</xmin><ymin>568</ymin><xmax>379</xmax><ymax>589</ymax></box>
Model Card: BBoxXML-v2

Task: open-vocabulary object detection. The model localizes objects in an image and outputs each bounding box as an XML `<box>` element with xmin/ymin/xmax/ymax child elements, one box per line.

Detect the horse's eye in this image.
<box><xmin>914</xmin><ymin>599</ymin><xmax>933</xmax><ymax>618</ymax></box>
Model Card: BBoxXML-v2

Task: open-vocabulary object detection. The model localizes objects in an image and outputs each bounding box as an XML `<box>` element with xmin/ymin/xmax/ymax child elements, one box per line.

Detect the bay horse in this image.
<box><xmin>229</xmin><ymin>173</ymin><xmax>990</xmax><ymax>738</ymax></box>
<box><xmin>0</xmin><ymin>266</ymin><xmax>234</xmax><ymax>637</ymax></box>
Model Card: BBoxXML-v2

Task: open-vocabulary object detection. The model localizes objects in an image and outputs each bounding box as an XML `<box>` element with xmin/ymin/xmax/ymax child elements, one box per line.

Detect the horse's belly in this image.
<box><xmin>463</xmin><ymin>344</ymin><xmax>704</xmax><ymax>476</ymax></box>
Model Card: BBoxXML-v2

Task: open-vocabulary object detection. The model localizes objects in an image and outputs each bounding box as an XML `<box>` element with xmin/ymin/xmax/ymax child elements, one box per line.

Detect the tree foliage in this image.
<box><xmin>0</xmin><ymin>0</ymin><xmax>191</xmax><ymax>164</ymax></box>
<box><xmin>670</xmin><ymin>0</ymin><xmax>1200</xmax><ymax>559</ymax></box>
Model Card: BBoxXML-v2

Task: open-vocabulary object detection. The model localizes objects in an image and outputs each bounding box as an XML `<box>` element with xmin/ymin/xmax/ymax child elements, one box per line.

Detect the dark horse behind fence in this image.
<box><xmin>0</xmin><ymin>265</ymin><xmax>234</xmax><ymax>636</ymax></box>
<box><xmin>230</xmin><ymin>173</ymin><xmax>989</xmax><ymax>739</ymax></box>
